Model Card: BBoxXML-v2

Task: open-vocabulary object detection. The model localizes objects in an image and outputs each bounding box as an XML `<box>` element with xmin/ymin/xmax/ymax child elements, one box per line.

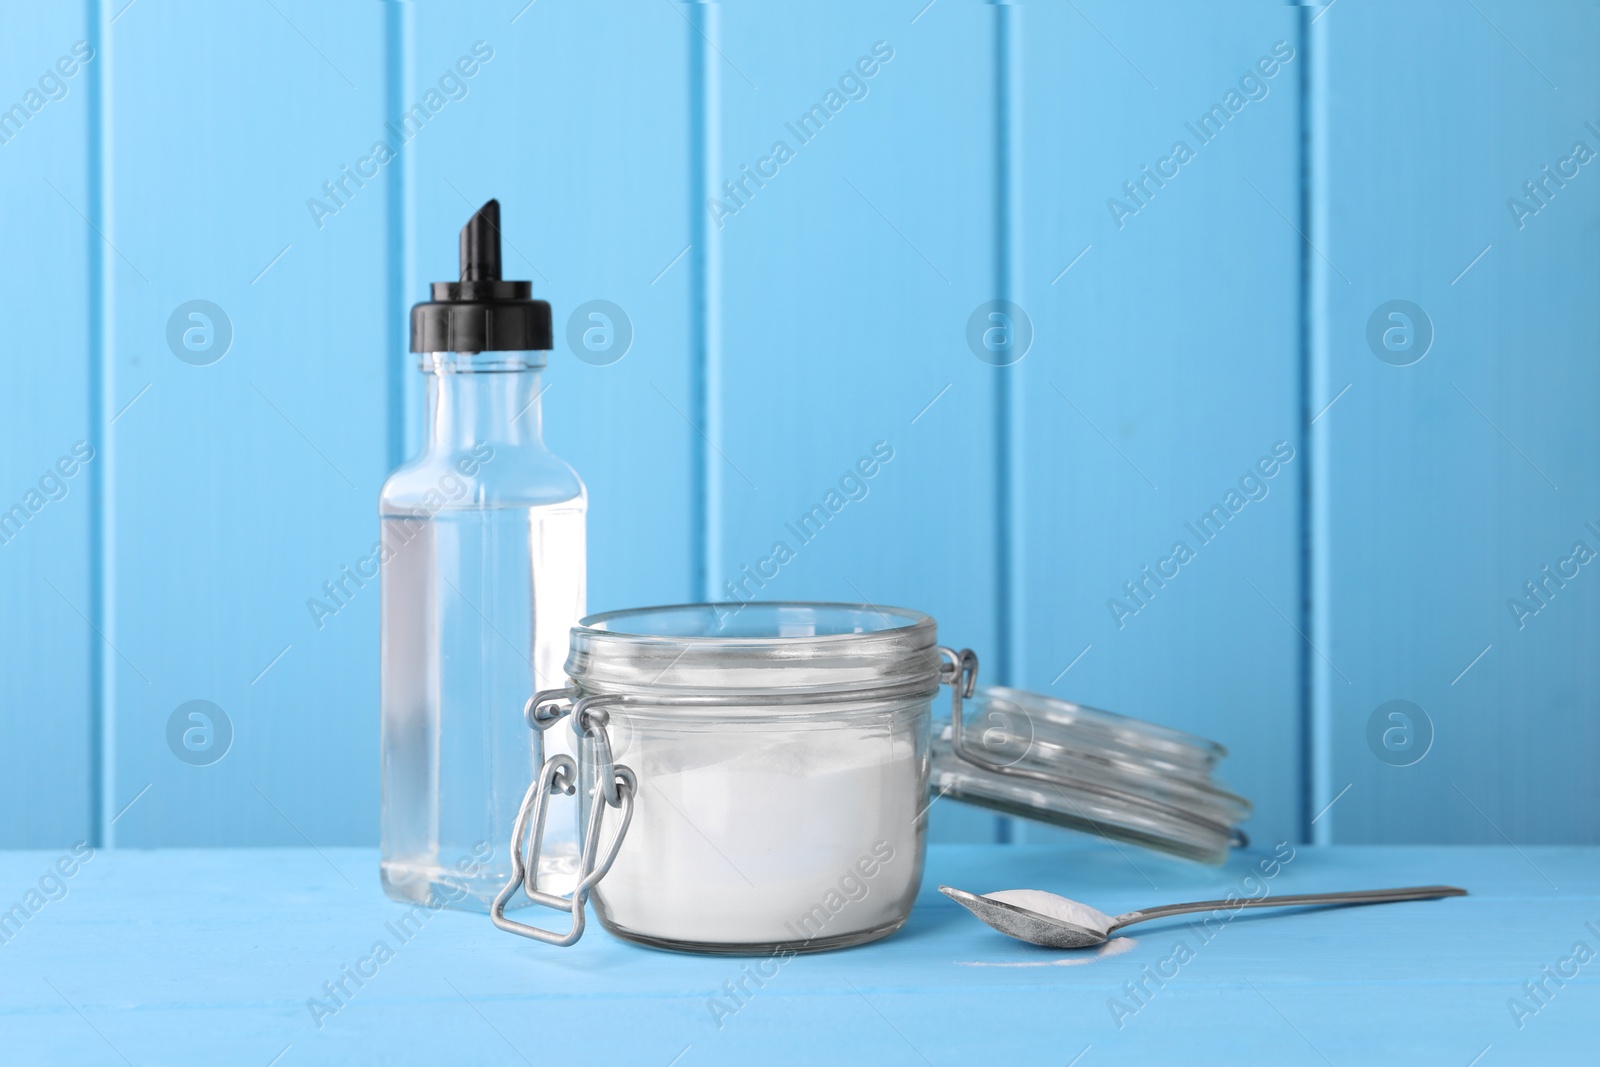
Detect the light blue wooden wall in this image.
<box><xmin>1010</xmin><ymin>3</ymin><xmax>1307</xmax><ymax>849</ymax></box>
<box><xmin>1</xmin><ymin>0</ymin><xmax>1594</xmax><ymax>851</ymax></box>
<box><xmin>1313</xmin><ymin>1</ymin><xmax>1600</xmax><ymax>844</ymax></box>
<box><xmin>0</xmin><ymin>3</ymin><xmax>97</xmax><ymax>848</ymax></box>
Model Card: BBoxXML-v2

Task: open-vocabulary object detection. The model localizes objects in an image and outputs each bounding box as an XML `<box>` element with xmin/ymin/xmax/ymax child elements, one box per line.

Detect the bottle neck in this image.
<box><xmin>422</xmin><ymin>352</ymin><xmax>546</xmax><ymax>452</ymax></box>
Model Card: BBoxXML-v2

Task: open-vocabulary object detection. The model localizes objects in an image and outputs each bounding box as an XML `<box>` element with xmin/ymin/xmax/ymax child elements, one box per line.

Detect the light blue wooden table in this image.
<box><xmin>2</xmin><ymin>842</ymin><xmax>1593</xmax><ymax>1064</ymax></box>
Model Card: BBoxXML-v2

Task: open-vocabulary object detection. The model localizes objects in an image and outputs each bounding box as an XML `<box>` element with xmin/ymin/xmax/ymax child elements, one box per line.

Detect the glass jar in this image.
<box><xmin>493</xmin><ymin>602</ymin><xmax>949</xmax><ymax>954</ymax></box>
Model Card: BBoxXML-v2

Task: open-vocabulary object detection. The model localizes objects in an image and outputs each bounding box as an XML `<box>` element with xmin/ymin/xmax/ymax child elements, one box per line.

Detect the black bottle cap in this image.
<box><xmin>410</xmin><ymin>199</ymin><xmax>552</xmax><ymax>353</ymax></box>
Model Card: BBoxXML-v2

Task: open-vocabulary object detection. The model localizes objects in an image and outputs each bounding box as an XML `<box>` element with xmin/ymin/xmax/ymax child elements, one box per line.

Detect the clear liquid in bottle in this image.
<box><xmin>380</xmin><ymin>502</ymin><xmax>584</xmax><ymax>910</ymax></box>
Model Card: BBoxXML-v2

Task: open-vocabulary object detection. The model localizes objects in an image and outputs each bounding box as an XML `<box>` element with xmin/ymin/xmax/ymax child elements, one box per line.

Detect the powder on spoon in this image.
<box><xmin>985</xmin><ymin>889</ymin><xmax>1114</xmax><ymax>933</ymax></box>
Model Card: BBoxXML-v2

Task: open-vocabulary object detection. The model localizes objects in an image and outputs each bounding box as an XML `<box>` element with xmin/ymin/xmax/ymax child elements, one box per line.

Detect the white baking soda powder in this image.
<box><xmin>591</xmin><ymin>714</ymin><xmax>925</xmax><ymax>947</ymax></box>
<box><xmin>985</xmin><ymin>889</ymin><xmax>1113</xmax><ymax>933</ymax></box>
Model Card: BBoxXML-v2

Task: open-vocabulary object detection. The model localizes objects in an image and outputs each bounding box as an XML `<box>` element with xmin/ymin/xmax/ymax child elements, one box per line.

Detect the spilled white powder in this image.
<box><xmin>958</xmin><ymin>935</ymin><xmax>1139</xmax><ymax>967</ymax></box>
<box><xmin>985</xmin><ymin>889</ymin><xmax>1113</xmax><ymax>933</ymax></box>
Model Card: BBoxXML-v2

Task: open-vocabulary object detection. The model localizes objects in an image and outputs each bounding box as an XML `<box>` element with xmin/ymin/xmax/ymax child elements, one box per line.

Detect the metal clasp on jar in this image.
<box><xmin>937</xmin><ymin>645</ymin><xmax>1069</xmax><ymax>791</ymax></box>
<box><xmin>490</xmin><ymin>689</ymin><xmax>636</xmax><ymax>946</ymax></box>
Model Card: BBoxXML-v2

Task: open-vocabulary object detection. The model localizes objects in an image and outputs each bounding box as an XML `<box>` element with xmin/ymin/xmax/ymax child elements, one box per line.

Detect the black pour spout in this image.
<box><xmin>409</xmin><ymin>199</ymin><xmax>553</xmax><ymax>353</ymax></box>
<box><xmin>460</xmin><ymin>199</ymin><xmax>503</xmax><ymax>282</ymax></box>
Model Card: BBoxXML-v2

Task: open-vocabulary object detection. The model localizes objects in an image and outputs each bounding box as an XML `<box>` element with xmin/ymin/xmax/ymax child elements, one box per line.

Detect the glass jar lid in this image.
<box><xmin>932</xmin><ymin>686</ymin><xmax>1251</xmax><ymax>865</ymax></box>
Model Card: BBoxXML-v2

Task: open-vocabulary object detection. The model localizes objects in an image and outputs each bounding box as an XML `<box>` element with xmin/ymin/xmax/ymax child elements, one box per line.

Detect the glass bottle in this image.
<box><xmin>380</xmin><ymin>200</ymin><xmax>585</xmax><ymax>910</ymax></box>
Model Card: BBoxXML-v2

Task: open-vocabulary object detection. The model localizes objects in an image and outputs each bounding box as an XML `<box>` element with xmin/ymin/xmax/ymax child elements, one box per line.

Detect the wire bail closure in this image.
<box><xmin>490</xmin><ymin>690</ymin><xmax>635</xmax><ymax>946</ymax></box>
<box><xmin>939</xmin><ymin>645</ymin><xmax>1071</xmax><ymax>790</ymax></box>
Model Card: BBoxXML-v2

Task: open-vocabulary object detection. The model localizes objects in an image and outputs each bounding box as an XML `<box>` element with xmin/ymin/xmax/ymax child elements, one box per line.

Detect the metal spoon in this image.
<box><xmin>939</xmin><ymin>884</ymin><xmax>1467</xmax><ymax>949</ymax></box>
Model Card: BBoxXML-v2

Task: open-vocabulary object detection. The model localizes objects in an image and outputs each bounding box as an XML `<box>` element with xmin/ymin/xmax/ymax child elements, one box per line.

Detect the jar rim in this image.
<box><xmin>567</xmin><ymin>601</ymin><xmax>941</xmax><ymax>698</ymax></box>
<box><xmin>576</xmin><ymin>600</ymin><xmax>933</xmax><ymax>643</ymax></box>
